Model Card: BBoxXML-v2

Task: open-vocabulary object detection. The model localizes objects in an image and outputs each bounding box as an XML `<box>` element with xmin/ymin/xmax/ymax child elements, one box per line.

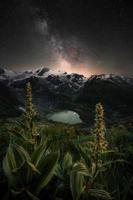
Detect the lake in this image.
<box><xmin>47</xmin><ymin>110</ymin><xmax>82</xmax><ymax>124</ymax></box>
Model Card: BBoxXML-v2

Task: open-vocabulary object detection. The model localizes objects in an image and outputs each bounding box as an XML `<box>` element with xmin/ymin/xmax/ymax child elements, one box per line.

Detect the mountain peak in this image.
<box><xmin>0</xmin><ymin>67</ymin><xmax>16</xmax><ymax>79</ymax></box>
<box><xmin>88</xmin><ymin>74</ymin><xmax>133</xmax><ymax>86</ymax></box>
<box><xmin>89</xmin><ymin>74</ymin><xmax>122</xmax><ymax>80</ymax></box>
<box><xmin>25</xmin><ymin>67</ymin><xmax>50</xmax><ymax>76</ymax></box>
<box><xmin>0</xmin><ymin>66</ymin><xmax>133</xmax><ymax>86</ymax></box>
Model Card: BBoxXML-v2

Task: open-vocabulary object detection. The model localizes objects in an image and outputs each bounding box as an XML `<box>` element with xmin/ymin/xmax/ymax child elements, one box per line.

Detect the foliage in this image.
<box><xmin>23</xmin><ymin>82</ymin><xmax>38</xmax><ymax>148</ymax></box>
<box><xmin>0</xmin><ymin>91</ymin><xmax>133</xmax><ymax>200</ymax></box>
<box><xmin>54</xmin><ymin>103</ymin><xmax>112</xmax><ymax>200</ymax></box>
<box><xmin>107</xmin><ymin>125</ymin><xmax>133</xmax><ymax>156</ymax></box>
<box><xmin>3</xmin><ymin>139</ymin><xmax>59</xmax><ymax>199</ymax></box>
<box><xmin>2</xmin><ymin>83</ymin><xmax>60</xmax><ymax>200</ymax></box>
<box><xmin>106</xmin><ymin>125</ymin><xmax>133</xmax><ymax>200</ymax></box>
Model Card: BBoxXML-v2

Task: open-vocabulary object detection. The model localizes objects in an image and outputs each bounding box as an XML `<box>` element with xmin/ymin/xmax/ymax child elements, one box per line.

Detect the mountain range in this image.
<box><xmin>0</xmin><ymin>67</ymin><xmax>133</xmax><ymax>124</ymax></box>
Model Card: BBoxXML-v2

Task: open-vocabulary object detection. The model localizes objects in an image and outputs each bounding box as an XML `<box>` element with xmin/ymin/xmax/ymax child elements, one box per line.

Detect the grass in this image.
<box><xmin>0</xmin><ymin>116</ymin><xmax>132</xmax><ymax>200</ymax></box>
<box><xmin>0</xmin><ymin>83</ymin><xmax>132</xmax><ymax>200</ymax></box>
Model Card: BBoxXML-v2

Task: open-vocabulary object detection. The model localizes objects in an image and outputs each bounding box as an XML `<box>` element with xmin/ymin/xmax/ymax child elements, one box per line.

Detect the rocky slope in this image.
<box><xmin>0</xmin><ymin>67</ymin><xmax>133</xmax><ymax>122</ymax></box>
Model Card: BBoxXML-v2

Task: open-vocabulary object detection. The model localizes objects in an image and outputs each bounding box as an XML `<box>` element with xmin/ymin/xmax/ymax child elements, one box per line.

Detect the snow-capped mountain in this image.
<box><xmin>0</xmin><ymin>67</ymin><xmax>17</xmax><ymax>82</ymax></box>
<box><xmin>88</xmin><ymin>74</ymin><xmax>133</xmax><ymax>85</ymax></box>
<box><xmin>0</xmin><ymin>67</ymin><xmax>133</xmax><ymax>87</ymax></box>
<box><xmin>0</xmin><ymin>67</ymin><xmax>87</xmax><ymax>116</ymax></box>
<box><xmin>5</xmin><ymin>67</ymin><xmax>87</xmax><ymax>96</ymax></box>
<box><xmin>79</xmin><ymin>73</ymin><xmax>133</xmax><ymax>118</ymax></box>
<box><xmin>0</xmin><ymin>67</ymin><xmax>87</xmax><ymax>101</ymax></box>
<box><xmin>0</xmin><ymin>66</ymin><xmax>133</xmax><ymax>121</ymax></box>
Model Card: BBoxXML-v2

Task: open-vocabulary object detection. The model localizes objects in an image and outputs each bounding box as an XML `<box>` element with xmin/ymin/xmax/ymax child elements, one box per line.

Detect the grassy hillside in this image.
<box><xmin>0</xmin><ymin>83</ymin><xmax>133</xmax><ymax>200</ymax></box>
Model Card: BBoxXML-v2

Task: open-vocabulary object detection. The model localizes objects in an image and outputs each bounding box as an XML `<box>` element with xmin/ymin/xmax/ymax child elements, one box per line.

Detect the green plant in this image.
<box><xmin>55</xmin><ymin>148</ymin><xmax>112</xmax><ymax>200</ymax></box>
<box><xmin>53</xmin><ymin>103</ymin><xmax>112</xmax><ymax>200</ymax></box>
<box><xmin>106</xmin><ymin>126</ymin><xmax>133</xmax><ymax>200</ymax></box>
<box><xmin>2</xmin><ymin>83</ymin><xmax>60</xmax><ymax>200</ymax></box>
<box><xmin>69</xmin><ymin>151</ymin><xmax>112</xmax><ymax>200</ymax></box>
<box><xmin>3</xmin><ymin>137</ymin><xmax>59</xmax><ymax>199</ymax></box>
<box><xmin>2</xmin><ymin>89</ymin><xmax>132</xmax><ymax>200</ymax></box>
<box><xmin>69</xmin><ymin>103</ymin><xmax>112</xmax><ymax>200</ymax></box>
<box><xmin>23</xmin><ymin>82</ymin><xmax>38</xmax><ymax>148</ymax></box>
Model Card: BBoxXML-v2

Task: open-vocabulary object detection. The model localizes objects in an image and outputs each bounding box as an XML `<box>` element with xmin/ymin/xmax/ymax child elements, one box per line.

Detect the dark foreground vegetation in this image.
<box><xmin>0</xmin><ymin>83</ymin><xmax>133</xmax><ymax>200</ymax></box>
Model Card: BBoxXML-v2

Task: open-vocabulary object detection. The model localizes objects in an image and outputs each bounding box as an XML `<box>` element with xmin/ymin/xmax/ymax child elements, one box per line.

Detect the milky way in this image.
<box><xmin>0</xmin><ymin>0</ymin><xmax>133</xmax><ymax>76</ymax></box>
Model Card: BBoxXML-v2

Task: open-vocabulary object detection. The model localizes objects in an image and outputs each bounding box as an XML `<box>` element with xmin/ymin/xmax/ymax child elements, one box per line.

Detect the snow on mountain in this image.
<box><xmin>0</xmin><ymin>66</ymin><xmax>133</xmax><ymax>90</ymax></box>
<box><xmin>0</xmin><ymin>67</ymin><xmax>133</xmax><ymax>119</ymax></box>
<box><xmin>0</xmin><ymin>67</ymin><xmax>16</xmax><ymax>79</ymax></box>
<box><xmin>88</xmin><ymin>74</ymin><xmax>133</xmax><ymax>85</ymax></box>
<box><xmin>3</xmin><ymin>67</ymin><xmax>87</xmax><ymax>94</ymax></box>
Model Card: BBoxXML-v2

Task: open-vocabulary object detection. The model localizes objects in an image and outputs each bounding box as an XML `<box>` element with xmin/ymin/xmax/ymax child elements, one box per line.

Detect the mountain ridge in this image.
<box><xmin>0</xmin><ymin>66</ymin><xmax>133</xmax><ymax>123</ymax></box>
<box><xmin>0</xmin><ymin>66</ymin><xmax>133</xmax><ymax>84</ymax></box>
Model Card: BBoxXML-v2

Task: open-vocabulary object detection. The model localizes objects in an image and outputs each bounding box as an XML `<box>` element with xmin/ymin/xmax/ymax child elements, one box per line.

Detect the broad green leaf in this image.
<box><xmin>55</xmin><ymin>164</ymin><xmax>63</xmax><ymax>179</ymax></box>
<box><xmin>77</xmin><ymin>145</ymin><xmax>92</xmax><ymax>167</ymax></box>
<box><xmin>15</xmin><ymin>145</ymin><xmax>31</xmax><ymax>162</ymax></box>
<box><xmin>11</xmin><ymin>188</ymin><xmax>24</xmax><ymax>195</ymax></box>
<box><xmin>62</xmin><ymin>152</ymin><xmax>73</xmax><ymax>170</ymax></box>
<box><xmin>31</xmin><ymin>140</ymin><xmax>48</xmax><ymax>170</ymax></box>
<box><xmin>3</xmin><ymin>145</ymin><xmax>17</xmax><ymax>186</ymax></box>
<box><xmin>89</xmin><ymin>189</ymin><xmax>112</xmax><ymax>200</ymax></box>
<box><xmin>72</xmin><ymin>162</ymin><xmax>90</xmax><ymax>177</ymax></box>
<box><xmin>70</xmin><ymin>169</ymin><xmax>85</xmax><ymax>200</ymax></box>
<box><xmin>35</xmin><ymin>151</ymin><xmax>59</xmax><ymax>195</ymax></box>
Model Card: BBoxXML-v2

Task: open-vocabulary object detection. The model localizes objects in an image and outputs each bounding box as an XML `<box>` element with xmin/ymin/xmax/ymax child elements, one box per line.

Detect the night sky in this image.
<box><xmin>0</xmin><ymin>0</ymin><xmax>133</xmax><ymax>76</ymax></box>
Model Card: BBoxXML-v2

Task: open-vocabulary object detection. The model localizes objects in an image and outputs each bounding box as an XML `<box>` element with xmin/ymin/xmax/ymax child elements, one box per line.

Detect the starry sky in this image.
<box><xmin>0</xmin><ymin>0</ymin><xmax>133</xmax><ymax>76</ymax></box>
